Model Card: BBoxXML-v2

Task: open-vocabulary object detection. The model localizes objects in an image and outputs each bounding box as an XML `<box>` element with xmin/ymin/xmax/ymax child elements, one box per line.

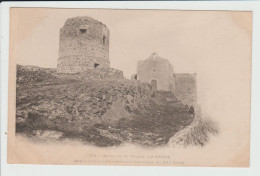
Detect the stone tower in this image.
<box><xmin>57</xmin><ymin>16</ymin><xmax>110</xmax><ymax>73</ymax></box>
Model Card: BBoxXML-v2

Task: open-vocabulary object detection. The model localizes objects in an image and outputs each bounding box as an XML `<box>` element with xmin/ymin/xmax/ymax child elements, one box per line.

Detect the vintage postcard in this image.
<box><xmin>7</xmin><ymin>8</ymin><xmax>252</xmax><ymax>167</ymax></box>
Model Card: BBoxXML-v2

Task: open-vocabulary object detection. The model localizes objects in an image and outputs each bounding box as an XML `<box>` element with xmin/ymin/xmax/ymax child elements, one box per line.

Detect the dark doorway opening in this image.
<box><xmin>151</xmin><ymin>80</ymin><xmax>157</xmax><ymax>91</ymax></box>
<box><xmin>134</xmin><ymin>75</ymin><xmax>137</xmax><ymax>80</ymax></box>
<box><xmin>94</xmin><ymin>63</ymin><xmax>99</xmax><ymax>68</ymax></box>
<box><xmin>103</xmin><ymin>35</ymin><xmax>106</xmax><ymax>45</ymax></box>
<box><xmin>80</xmin><ymin>29</ymin><xmax>87</xmax><ymax>34</ymax></box>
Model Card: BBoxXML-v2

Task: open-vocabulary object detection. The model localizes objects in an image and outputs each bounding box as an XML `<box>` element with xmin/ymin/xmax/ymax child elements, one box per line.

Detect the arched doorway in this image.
<box><xmin>151</xmin><ymin>80</ymin><xmax>157</xmax><ymax>91</ymax></box>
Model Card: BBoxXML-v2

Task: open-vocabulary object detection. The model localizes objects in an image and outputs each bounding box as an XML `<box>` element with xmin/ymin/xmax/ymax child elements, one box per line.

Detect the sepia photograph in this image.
<box><xmin>7</xmin><ymin>7</ymin><xmax>251</xmax><ymax>167</ymax></box>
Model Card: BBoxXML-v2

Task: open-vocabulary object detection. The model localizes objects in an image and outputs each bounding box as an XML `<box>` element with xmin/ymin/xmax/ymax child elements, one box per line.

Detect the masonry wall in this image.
<box><xmin>173</xmin><ymin>73</ymin><xmax>197</xmax><ymax>106</ymax></box>
<box><xmin>137</xmin><ymin>56</ymin><xmax>174</xmax><ymax>91</ymax></box>
<box><xmin>57</xmin><ymin>16</ymin><xmax>110</xmax><ymax>73</ymax></box>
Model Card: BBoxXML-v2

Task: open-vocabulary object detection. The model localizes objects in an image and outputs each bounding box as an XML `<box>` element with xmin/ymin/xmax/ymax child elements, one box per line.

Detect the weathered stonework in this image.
<box><xmin>136</xmin><ymin>52</ymin><xmax>197</xmax><ymax>105</ymax></box>
<box><xmin>173</xmin><ymin>73</ymin><xmax>197</xmax><ymax>105</ymax></box>
<box><xmin>57</xmin><ymin>16</ymin><xmax>110</xmax><ymax>73</ymax></box>
<box><xmin>137</xmin><ymin>52</ymin><xmax>174</xmax><ymax>91</ymax></box>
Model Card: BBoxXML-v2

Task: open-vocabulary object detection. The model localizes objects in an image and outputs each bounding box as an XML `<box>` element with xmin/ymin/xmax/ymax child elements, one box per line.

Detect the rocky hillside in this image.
<box><xmin>16</xmin><ymin>64</ymin><xmax>124</xmax><ymax>85</ymax></box>
<box><xmin>15</xmin><ymin>65</ymin><xmax>206</xmax><ymax>147</ymax></box>
<box><xmin>168</xmin><ymin>118</ymin><xmax>218</xmax><ymax>147</ymax></box>
<box><xmin>16</xmin><ymin>65</ymin><xmax>57</xmax><ymax>85</ymax></box>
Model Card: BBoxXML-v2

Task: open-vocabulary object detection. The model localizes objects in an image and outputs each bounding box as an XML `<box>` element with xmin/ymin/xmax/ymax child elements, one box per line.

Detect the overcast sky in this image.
<box><xmin>12</xmin><ymin>8</ymin><xmax>250</xmax><ymax>75</ymax></box>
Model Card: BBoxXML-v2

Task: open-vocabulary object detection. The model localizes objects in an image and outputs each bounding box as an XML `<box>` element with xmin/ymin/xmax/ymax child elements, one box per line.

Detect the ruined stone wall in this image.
<box><xmin>77</xmin><ymin>67</ymin><xmax>124</xmax><ymax>80</ymax></box>
<box><xmin>57</xmin><ymin>56</ymin><xmax>109</xmax><ymax>74</ymax></box>
<box><xmin>137</xmin><ymin>54</ymin><xmax>174</xmax><ymax>91</ymax></box>
<box><xmin>57</xmin><ymin>16</ymin><xmax>110</xmax><ymax>73</ymax></box>
<box><xmin>173</xmin><ymin>73</ymin><xmax>197</xmax><ymax>106</ymax></box>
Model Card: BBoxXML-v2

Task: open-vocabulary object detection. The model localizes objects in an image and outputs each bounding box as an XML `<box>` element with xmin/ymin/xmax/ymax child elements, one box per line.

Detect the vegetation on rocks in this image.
<box><xmin>16</xmin><ymin>65</ymin><xmax>216</xmax><ymax>147</ymax></box>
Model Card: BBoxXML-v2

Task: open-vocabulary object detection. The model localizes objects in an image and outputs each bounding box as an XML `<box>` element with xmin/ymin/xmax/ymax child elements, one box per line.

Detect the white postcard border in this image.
<box><xmin>1</xmin><ymin>1</ymin><xmax>260</xmax><ymax>176</ymax></box>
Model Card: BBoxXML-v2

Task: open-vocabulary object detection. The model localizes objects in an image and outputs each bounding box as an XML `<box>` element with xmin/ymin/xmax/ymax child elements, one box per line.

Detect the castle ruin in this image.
<box><xmin>57</xmin><ymin>16</ymin><xmax>110</xmax><ymax>73</ymax></box>
<box><xmin>57</xmin><ymin>16</ymin><xmax>197</xmax><ymax>106</ymax></box>
<box><xmin>134</xmin><ymin>52</ymin><xmax>197</xmax><ymax>105</ymax></box>
<box><xmin>137</xmin><ymin>52</ymin><xmax>175</xmax><ymax>92</ymax></box>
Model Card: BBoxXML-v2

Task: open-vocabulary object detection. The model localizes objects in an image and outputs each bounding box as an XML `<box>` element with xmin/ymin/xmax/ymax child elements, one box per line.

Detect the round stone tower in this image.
<box><xmin>57</xmin><ymin>16</ymin><xmax>110</xmax><ymax>73</ymax></box>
